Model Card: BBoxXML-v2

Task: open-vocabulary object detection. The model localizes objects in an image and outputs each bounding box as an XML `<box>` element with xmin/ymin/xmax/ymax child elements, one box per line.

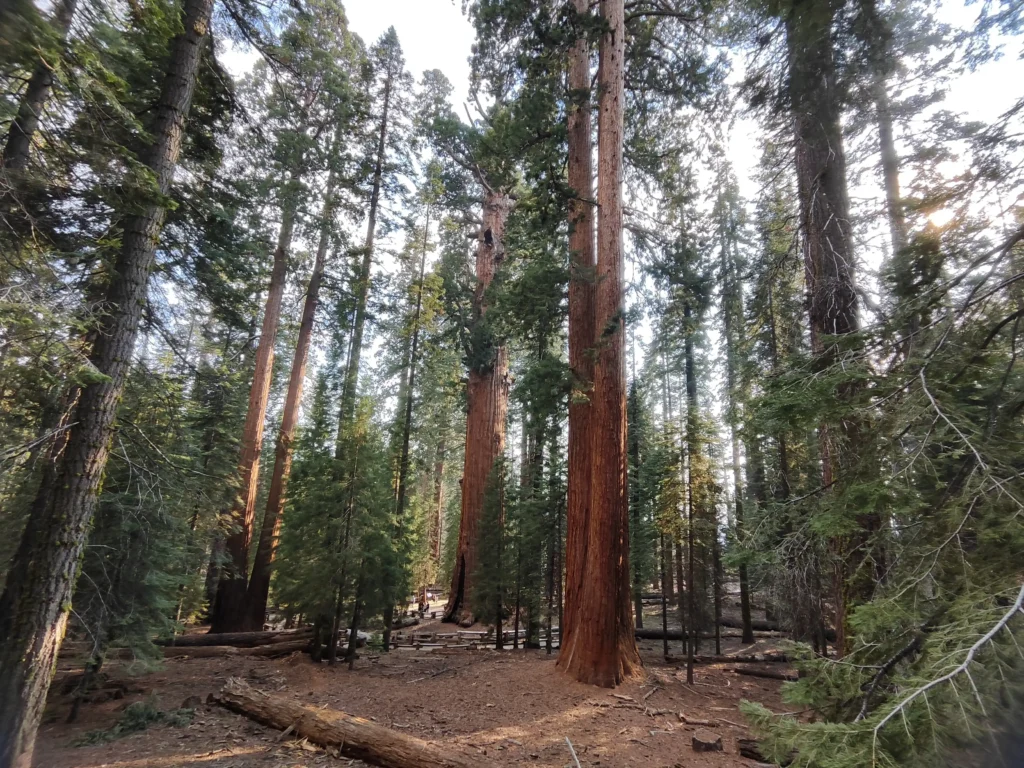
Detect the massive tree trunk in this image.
<box><xmin>210</xmin><ymin>188</ymin><xmax>297</xmax><ymax>633</ymax></box>
<box><xmin>338</xmin><ymin>65</ymin><xmax>394</xmax><ymax>436</ymax></box>
<box><xmin>2</xmin><ymin>0</ymin><xmax>78</xmax><ymax>170</ymax></box>
<box><xmin>443</xmin><ymin>191</ymin><xmax>512</xmax><ymax>622</ymax></box>
<box><xmin>786</xmin><ymin>0</ymin><xmax>868</xmax><ymax>656</ymax></box>
<box><xmin>0</xmin><ymin>0</ymin><xmax>213</xmax><ymax>761</ymax></box>
<box><xmin>560</xmin><ymin>0</ymin><xmax>642</xmax><ymax>687</ymax></box>
<box><xmin>244</xmin><ymin>163</ymin><xmax>339</xmax><ymax>630</ymax></box>
<box><xmin>559</xmin><ymin>0</ymin><xmax>597</xmax><ymax>663</ymax></box>
<box><xmin>381</xmin><ymin>208</ymin><xmax>430</xmax><ymax>649</ymax></box>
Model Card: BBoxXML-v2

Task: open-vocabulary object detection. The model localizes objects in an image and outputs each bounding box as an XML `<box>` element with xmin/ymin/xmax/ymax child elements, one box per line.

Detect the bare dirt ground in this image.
<box><xmin>36</xmin><ymin>632</ymin><xmax>791</xmax><ymax>768</ymax></box>
<box><xmin>35</xmin><ymin>591</ymin><xmax>795</xmax><ymax>767</ymax></box>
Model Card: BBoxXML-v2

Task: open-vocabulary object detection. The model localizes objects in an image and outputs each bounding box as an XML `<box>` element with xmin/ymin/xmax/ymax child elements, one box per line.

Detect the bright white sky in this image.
<box><xmin>344</xmin><ymin>0</ymin><xmax>475</xmax><ymax>102</ymax></box>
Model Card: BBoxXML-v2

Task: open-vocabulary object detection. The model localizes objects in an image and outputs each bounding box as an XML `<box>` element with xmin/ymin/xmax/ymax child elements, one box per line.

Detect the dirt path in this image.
<box><xmin>36</xmin><ymin>636</ymin><xmax>789</xmax><ymax>768</ymax></box>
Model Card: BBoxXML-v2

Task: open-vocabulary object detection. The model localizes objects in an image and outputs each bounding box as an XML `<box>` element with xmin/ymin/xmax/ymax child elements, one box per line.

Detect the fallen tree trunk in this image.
<box><xmin>717</xmin><ymin>617</ymin><xmax>837</xmax><ymax>642</ymax></box>
<box><xmin>211</xmin><ymin>678</ymin><xmax>474</xmax><ymax>768</ymax></box>
<box><xmin>718</xmin><ymin>617</ymin><xmax>779</xmax><ymax>632</ymax></box>
<box><xmin>164</xmin><ymin>639</ymin><xmax>312</xmax><ymax>659</ymax></box>
<box><xmin>730</xmin><ymin>667</ymin><xmax>798</xmax><ymax>682</ymax></box>
<box><xmin>694</xmin><ymin>653</ymin><xmax>789</xmax><ymax>664</ymax></box>
<box><xmin>635</xmin><ymin>628</ymin><xmax>782</xmax><ymax>641</ymax></box>
<box><xmin>158</xmin><ymin>628</ymin><xmax>312</xmax><ymax>648</ymax></box>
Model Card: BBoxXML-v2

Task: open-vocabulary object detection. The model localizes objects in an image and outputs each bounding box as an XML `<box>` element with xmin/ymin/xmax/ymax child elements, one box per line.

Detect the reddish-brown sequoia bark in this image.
<box><xmin>559</xmin><ymin>0</ymin><xmax>642</xmax><ymax>687</ymax></box>
<box><xmin>243</xmin><ymin>167</ymin><xmax>338</xmax><ymax>630</ymax></box>
<box><xmin>559</xmin><ymin>0</ymin><xmax>597</xmax><ymax>661</ymax></box>
<box><xmin>211</xmin><ymin>198</ymin><xmax>296</xmax><ymax>633</ymax></box>
<box><xmin>443</xmin><ymin>191</ymin><xmax>512</xmax><ymax>623</ymax></box>
<box><xmin>0</xmin><ymin>0</ymin><xmax>213</xmax><ymax>761</ymax></box>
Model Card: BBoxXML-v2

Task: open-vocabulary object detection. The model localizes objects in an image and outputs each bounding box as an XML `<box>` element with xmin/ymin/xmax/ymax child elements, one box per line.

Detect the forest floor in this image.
<box><xmin>37</xmin><ymin>602</ymin><xmax>793</xmax><ymax>768</ymax></box>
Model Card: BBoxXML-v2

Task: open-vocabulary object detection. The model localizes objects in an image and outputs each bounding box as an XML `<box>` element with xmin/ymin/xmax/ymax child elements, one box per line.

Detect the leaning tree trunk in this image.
<box><xmin>211</xmin><ymin>188</ymin><xmax>297</xmax><ymax>634</ymax></box>
<box><xmin>2</xmin><ymin>0</ymin><xmax>78</xmax><ymax>171</ymax></box>
<box><xmin>559</xmin><ymin>0</ymin><xmax>597</xmax><ymax>663</ymax></box>
<box><xmin>786</xmin><ymin>0</ymin><xmax>868</xmax><ymax>656</ymax></box>
<box><xmin>560</xmin><ymin>0</ymin><xmax>642</xmax><ymax>687</ymax></box>
<box><xmin>244</xmin><ymin>161</ymin><xmax>339</xmax><ymax>631</ymax></box>
<box><xmin>443</xmin><ymin>191</ymin><xmax>512</xmax><ymax>623</ymax></box>
<box><xmin>0</xmin><ymin>0</ymin><xmax>213</xmax><ymax>762</ymax></box>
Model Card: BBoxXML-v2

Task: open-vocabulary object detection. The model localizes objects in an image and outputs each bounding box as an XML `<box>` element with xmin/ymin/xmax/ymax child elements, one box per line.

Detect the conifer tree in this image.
<box><xmin>0</xmin><ymin>0</ymin><xmax>215</xmax><ymax>757</ymax></box>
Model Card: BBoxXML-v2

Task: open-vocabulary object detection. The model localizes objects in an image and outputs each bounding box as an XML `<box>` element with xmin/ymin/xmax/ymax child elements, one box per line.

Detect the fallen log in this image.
<box><xmin>694</xmin><ymin>653</ymin><xmax>789</xmax><ymax>664</ymax></box>
<box><xmin>157</xmin><ymin>628</ymin><xmax>313</xmax><ymax>648</ymax></box>
<box><xmin>164</xmin><ymin>639</ymin><xmax>312</xmax><ymax>659</ymax></box>
<box><xmin>635</xmin><ymin>628</ymin><xmax>782</xmax><ymax>641</ymax></box>
<box><xmin>730</xmin><ymin>667</ymin><xmax>798</xmax><ymax>682</ymax></box>
<box><xmin>718</xmin><ymin>617</ymin><xmax>779</xmax><ymax>632</ymax></box>
<box><xmin>391</xmin><ymin>616</ymin><xmax>419</xmax><ymax>630</ymax></box>
<box><xmin>210</xmin><ymin>677</ymin><xmax>473</xmax><ymax>768</ymax></box>
<box><xmin>718</xmin><ymin>617</ymin><xmax>837</xmax><ymax>642</ymax></box>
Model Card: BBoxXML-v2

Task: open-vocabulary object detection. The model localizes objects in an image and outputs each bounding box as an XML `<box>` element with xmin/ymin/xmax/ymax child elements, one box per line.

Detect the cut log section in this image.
<box><xmin>691</xmin><ymin>730</ymin><xmax>723</xmax><ymax>752</ymax></box>
<box><xmin>210</xmin><ymin>677</ymin><xmax>474</xmax><ymax>768</ymax></box>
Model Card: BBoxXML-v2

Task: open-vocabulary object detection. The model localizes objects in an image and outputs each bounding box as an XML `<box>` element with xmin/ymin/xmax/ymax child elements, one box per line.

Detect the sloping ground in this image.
<box><xmin>35</xmin><ymin>638</ymin><xmax>791</xmax><ymax>768</ymax></box>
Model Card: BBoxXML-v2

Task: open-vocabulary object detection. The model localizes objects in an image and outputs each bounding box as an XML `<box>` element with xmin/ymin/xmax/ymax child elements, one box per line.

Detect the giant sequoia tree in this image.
<box><xmin>560</xmin><ymin>0</ymin><xmax>642</xmax><ymax>687</ymax></box>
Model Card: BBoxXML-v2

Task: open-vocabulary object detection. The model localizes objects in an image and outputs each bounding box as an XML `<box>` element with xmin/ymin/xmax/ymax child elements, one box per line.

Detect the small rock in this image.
<box><xmin>692</xmin><ymin>730</ymin><xmax>723</xmax><ymax>752</ymax></box>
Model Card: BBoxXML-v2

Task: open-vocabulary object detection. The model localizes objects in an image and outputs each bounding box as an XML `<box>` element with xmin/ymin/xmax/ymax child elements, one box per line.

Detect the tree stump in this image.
<box><xmin>692</xmin><ymin>730</ymin><xmax>723</xmax><ymax>752</ymax></box>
